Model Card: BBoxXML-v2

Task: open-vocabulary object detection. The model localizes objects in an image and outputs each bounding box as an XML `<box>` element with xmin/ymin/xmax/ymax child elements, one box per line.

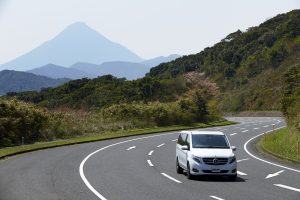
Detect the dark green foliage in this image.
<box><xmin>100</xmin><ymin>99</ymin><xmax>217</xmax><ymax>127</ymax></box>
<box><xmin>148</xmin><ymin>9</ymin><xmax>300</xmax><ymax>111</ymax></box>
<box><xmin>7</xmin><ymin>75</ymin><xmax>187</xmax><ymax>110</ymax></box>
<box><xmin>281</xmin><ymin>64</ymin><xmax>300</xmax><ymax>131</ymax></box>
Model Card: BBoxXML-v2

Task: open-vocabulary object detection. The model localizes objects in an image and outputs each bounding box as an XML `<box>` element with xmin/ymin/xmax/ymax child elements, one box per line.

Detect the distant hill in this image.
<box><xmin>70</xmin><ymin>61</ymin><xmax>150</xmax><ymax>80</ymax></box>
<box><xmin>1</xmin><ymin>22</ymin><xmax>144</xmax><ymax>71</ymax></box>
<box><xmin>56</xmin><ymin>54</ymin><xmax>180</xmax><ymax>80</ymax></box>
<box><xmin>141</xmin><ymin>54</ymin><xmax>180</xmax><ymax>67</ymax></box>
<box><xmin>28</xmin><ymin>64</ymin><xmax>92</xmax><ymax>79</ymax></box>
<box><xmin>0</xmin><ymin>70</ymin><xmax>69</xmax><ymax>95</ymax></box>
<box><xmin>148</xmin><ymin>9</ymin><xmax>300</xmax><ymax>111</ymax></box>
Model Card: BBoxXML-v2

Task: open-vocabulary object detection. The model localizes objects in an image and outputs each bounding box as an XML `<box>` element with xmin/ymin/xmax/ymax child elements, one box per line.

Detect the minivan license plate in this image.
<box><xmin>211</xmin><ymin>169</ymin><xmax>220</xmax><ymax>173</ymax></box>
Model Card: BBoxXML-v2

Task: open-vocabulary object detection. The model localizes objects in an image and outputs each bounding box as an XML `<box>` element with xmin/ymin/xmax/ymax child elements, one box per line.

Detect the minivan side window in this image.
<box><xmin>186</xmin><ymin>134</ymin><xmax>190</xmax><ymax>148</ymax></box>
<box><xmin>177</xmin><ymin>133</ymin><xmax>186</xmax><ymax>145</ymax></box>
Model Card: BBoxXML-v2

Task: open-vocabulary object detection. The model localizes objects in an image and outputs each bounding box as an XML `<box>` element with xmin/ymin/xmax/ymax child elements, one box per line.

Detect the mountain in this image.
<box><xmin>0</xmin><ymin>70</ymin><xmax>69</xmax><ymax>95</ymax></box>
<box><xmin>70</xmin><ymin>61</ymin><xmax>150</xmax><ymax>80</ymax></box>
<box><xmin>1</xmin><ymin>22</ymin><xmax>144</xmax><ymax>71</ymax></box>
<box><xmin>28</xmin><ymin>64</ymin><xmax>92</xmax><ymax>79</ymax></box>
<box><xmin>148</xmin><ymin>9</ymin><xmax>300</xmax><ymax>111</ymax></box>
<box><xmin>69</xmin><ymin>54</ymin><xmax>180</xmax><ymax>80</ymax></box>
<box><xmin>141</xmin><ymin>54</ymin><xmax>180</xmax><ymax>67</ymax></box>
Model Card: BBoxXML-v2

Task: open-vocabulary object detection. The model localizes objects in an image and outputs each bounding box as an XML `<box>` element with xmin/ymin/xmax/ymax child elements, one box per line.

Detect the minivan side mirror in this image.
<box><xmin>181</xmin><ymin>145</ymin><xmax>189</xmax><ymax>151</ymax></box>
<box><xmin>231</xmin><ymin>146</ymin><xmax>237</xmax><ymax>151</ymax></box>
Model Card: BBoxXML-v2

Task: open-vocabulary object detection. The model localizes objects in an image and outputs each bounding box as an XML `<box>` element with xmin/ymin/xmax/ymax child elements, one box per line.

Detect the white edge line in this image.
<box><xmin>172</xmin><ymin>139</ymin><xmax>177</xmax><ymax>142</ymax></box>
<box><xmin>79</xmin><ymin>131</ymin><xmax>178</xmax><ymax>200</ymax></box>
<box><xmin>274</xmin><ymin>184</ymin><xmax>300</xmax><ymax>192</ymax></box>
<box><xmin>230</xmin><ymin>133</ymin><xmax>237</xmax><ymax>136</ymax></box>
<box><xmin>147</xmin><ymin>159</ymin><xmax>154</xmax><ymax>167</ymax></box>
<box><xmin>242</xmin><ymin>130</ymin><xmax>248</xmax><ymax>132</ymax></box>
<box><xmin>244</xmin><ymin>126</ymin><xmax>300</xmax><ymax>173</ymax></box>
<box><xmin>161</xmin><ymin>173</ymin><xmax>182</xmax><ymax>183</ymax></box>
<box><xmin>148</xmin><ymin>150</ymin><xmax>154</xmax><ymax>156</ymax></box>
<box><xmin>210</xmin><ymin>195</ymin><xmax>224</xmax><ymax>200</ymax></box>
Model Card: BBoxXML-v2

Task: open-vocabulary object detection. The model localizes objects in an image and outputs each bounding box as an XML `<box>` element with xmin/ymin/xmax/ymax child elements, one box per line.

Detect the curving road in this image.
<box><xmin>1</xmin><ymin>117</ymin><xmax>300</xmax><ymax>200</ymax></box>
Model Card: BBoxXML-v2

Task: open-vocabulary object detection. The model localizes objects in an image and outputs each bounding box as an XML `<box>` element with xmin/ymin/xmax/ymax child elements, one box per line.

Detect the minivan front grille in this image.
<box><xmin>202</xmin><ymin>157</ymin><xmax>228</xmax><ymax>165</ymax></box>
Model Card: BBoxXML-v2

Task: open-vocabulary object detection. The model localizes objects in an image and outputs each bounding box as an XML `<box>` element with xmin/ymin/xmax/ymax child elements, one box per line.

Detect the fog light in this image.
<box><xmin>192</xmin><ymin>168</ymin><xmax>199</xmax><ymax>172</ymax></box>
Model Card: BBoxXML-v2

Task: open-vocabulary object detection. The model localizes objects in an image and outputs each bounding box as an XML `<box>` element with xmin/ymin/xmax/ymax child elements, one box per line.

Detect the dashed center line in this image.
<box><xmin>237</xmin><ymin>158</ymin><xmax>249</xmax><ymax>163</ymax></box>
<box><xmin>274</xmin><ymin>184</ymin><xmax>300</xmax><ymax>193</ymax></box>
<box><xmin>237</xmin><ymin>171</ymin><xmax>247</xmax><ymax>176</ymax></box>
<box><xmin>230</xmin><ymin>133</ymin><xmax>237</xmax><ymax>136</ymax></box>
<box><xmin>148</xmin><ymin>150</ymin><xmax>154</xmax><ymax>156</ymax></box>
<box><xmin>253</xmin><ymin>127</ymin><xmax>259</xmax><ymax>130</ymax></box>
<box><xmin>242</xmin><ymin>130</ymin><xmax>248</xmax><ymax>133</ymax></box>
<box><xmin>157</xmin><ymin>143</ymin><xmax>165</xmax><ymax>148</ymax></box>
<box><xmin>147</xmin><ymin>160</ymin><xmax>154</xmax><ymax>167</ymax></box>
<box><xmin>161</xmin><ymin>173</ymin><xmax>182</xmax><ymax>183</ymax></box>
<box><xmin>210</xmin><ymin>195</ymin><xmax>224</xmax><ymax>200</ymax></box>
<box><xmin>126</xmin><ymin>146</ymin><xmax>136</xmax><ymax>151</ymax></box>
<box><xmin>263</xmin><ymin>125</ymin><xmax>269</xmax><ymax>127</ymax></box>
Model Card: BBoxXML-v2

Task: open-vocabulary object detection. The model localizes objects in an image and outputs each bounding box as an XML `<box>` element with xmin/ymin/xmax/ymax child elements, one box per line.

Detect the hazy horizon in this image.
<box><xmin>0</xmin><ymin>0</ymin><xmax>299</xmax><ymax>64</ymax></box>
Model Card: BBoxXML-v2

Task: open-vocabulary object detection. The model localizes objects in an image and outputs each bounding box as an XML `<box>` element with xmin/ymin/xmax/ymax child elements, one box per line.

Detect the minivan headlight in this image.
<box><xmin>229</xmin><ymin>156</ymin><xmax>236</xmax><ymax>164</ymax></box>
<box><xmin>192</xmin><ymin>155</ymin><xmax>202</xmax><ymax>164</ymax></box>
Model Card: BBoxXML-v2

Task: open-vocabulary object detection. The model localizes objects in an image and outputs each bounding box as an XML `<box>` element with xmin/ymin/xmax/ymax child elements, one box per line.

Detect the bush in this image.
<box><xmin>0</xmin><ymin>99</ymin><xmax>54</xmax><ymax>147</ymax></box>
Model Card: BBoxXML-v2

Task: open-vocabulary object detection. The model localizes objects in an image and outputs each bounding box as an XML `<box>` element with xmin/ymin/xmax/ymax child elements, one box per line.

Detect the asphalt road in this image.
<box><xmin>1</xmin><ymin>117</ymin><xmax>300</xmax><ymax>200</ymax></box>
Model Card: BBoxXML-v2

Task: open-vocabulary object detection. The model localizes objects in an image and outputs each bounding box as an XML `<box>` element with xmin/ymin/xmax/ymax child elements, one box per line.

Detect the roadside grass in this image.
<box><xmin>0</xmin><ymin>120</ymin><xmax>235</xmax><ymax>159</ymax></box>
<box><xmin>260</xmin><ymin>127</ymin><xmax>300</xmax><ymax>163</ymax></box>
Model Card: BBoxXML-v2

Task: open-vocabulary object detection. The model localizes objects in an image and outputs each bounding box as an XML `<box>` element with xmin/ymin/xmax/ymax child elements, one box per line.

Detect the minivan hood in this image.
<box><xmin>190</xmin><ymin>148</ymin><xmax>234</xmax><ymax>158</ymax></box>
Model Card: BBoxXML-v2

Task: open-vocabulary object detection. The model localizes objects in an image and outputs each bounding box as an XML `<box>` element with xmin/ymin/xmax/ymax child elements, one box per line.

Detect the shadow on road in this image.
<box><xmin>184</xmin><ymin>173</ymin><xmax>247</xmax><ymax>182</ymax></box>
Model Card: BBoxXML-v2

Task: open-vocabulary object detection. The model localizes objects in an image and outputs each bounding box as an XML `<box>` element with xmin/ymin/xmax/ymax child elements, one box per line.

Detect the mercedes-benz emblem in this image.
<box><xmin>213</xmin><ymin>158</ymin><xmax>218</xmax><ymax>164</ymax></box>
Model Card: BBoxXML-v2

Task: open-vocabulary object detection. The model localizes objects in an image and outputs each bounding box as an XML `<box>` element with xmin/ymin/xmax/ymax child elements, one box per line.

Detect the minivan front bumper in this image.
<box><xmin>189</xmin><ymin>159</ymin><xmax>237</xmax><ymax>176</ymax></box>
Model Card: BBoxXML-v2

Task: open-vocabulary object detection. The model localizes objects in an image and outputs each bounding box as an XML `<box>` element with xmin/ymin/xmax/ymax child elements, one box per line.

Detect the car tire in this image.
<box><xmin>186</xmin><ymin>163</ymin><xmax>194</xmax><ymax>180</ymax></box>
<box><xmin>176</xmin><ymin>158</ymin><xmax>183</xmax><ymax>174</ymax></box>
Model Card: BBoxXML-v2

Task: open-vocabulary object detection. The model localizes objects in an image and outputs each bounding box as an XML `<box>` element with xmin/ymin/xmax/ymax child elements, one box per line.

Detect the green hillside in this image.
<box><xmin>149</xmin><ymin>9</ymin><xmax>300</xmax><ymax>111</ymax></box>
<box><xmin>0</xmin><ymin>70</ymin><xmax>69</xmax><ymax>95</ymax></box>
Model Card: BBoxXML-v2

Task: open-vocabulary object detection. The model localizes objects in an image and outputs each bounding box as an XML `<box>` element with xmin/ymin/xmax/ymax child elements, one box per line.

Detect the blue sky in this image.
<box><xmin>0</xmin><ymin>0</ymin><xmax>299</xmax><ymax>63</ymax></box>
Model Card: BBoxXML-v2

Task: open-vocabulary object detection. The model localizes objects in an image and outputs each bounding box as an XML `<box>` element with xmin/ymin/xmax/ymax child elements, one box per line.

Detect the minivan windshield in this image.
<box><xmin>192</xmin><ymin>134</ymin><xmax>229</xmax><ymax>149</ymax></box>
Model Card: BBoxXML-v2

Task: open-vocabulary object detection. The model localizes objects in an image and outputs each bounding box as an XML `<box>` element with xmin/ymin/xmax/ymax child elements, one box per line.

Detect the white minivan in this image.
<box><xmin>176</xmin><ymin>131</ymin><xmax>237</xmax><ymax>180</ymax></box>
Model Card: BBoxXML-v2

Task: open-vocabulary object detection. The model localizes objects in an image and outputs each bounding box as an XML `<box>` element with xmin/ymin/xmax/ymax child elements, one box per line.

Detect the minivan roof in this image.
<box><xmin>181</xmin><ymin>131</ymin><xmax>224</xmax><ymax>135</ymax></box>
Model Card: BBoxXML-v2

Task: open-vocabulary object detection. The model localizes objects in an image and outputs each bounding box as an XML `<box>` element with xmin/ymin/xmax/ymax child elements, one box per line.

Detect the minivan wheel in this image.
<box><xmin>186</xmin><ymin>163</ymin><xmax>194</xmax><ymax>180</ymax></box>
<box><xmin>176</xmin><ymin>158</ymin><xmax>183</xmax><ymax>174</ymax></box>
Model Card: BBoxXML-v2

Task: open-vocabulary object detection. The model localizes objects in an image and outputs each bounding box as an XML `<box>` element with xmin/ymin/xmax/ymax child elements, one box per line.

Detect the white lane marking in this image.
<box><xmin>148</xmin><ymin>150</ymin><xmax>154</xmax><ymax>156</ymax></box>
<box><xmin>237</xmin><ymin>158</ymin><xmax>249</xmax><ymax>163</ymax></box>
<box><xmin>172</xmin><ymin>139</ymin><xmax>177</xmax><ymax>142</ymax></box>
<box><xmin>265</xmin><ymin>170</ymin><xmax>284</xmax><ymax>179</ymax></box>
<box><xmin>147</xmin><ymin>159</ymin><xmax>154</xmax><ymax>167</ymax></box>
<box><xmin>79</xmin><ymin>131</ymin><xmax>178</xmax><ymax>200</ymax></box>
<box><xmin>244</xmin><ymin>126</ymin><xmax>300</xmax><ymax>173</ymax></box>
<box><xmin>253</xmin><ymin>127</ymin><xmax>259</xmax><ymax>130</ymax></box>
<box><xmin>263</xmin><ymin>125</ymin><xmax>269</xmax><ymax>127</ymax></box>
<box><xmin>210</xmin><ymin>195</ymin><xmax>224</xmax><ymax>200</ymax></box>
<box><xmin>237</xmin><ymin>171</ymin><xmax>247</xmax><ymax>176</ymax></box>
<box><xmin>230</xmin><ymin>133</ymin><xmax>237</xmax><ymax>136</ymax></box>
<box><xmin>242</xmin><ymin>130</ymin><xmax>248</xmax><ymax>133</ymax></box>
<box><xmin>126</xmin><ymin>146</ymin><xmax>136</xmax><ymax>151</ymax></box>
<box><xmin>161</xmin><ymin>173</ymin><xmax>182</xmax><ymax>183</ymax></box>
<box><xmin>274</xmin><ymin>184</ymin><xmax>300</xmax><ymax>193</ymax></box>
<box><xmin>157</xmin><ymin>143</ymin><xmax>165</xmax><ymax>148</ymax></box>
